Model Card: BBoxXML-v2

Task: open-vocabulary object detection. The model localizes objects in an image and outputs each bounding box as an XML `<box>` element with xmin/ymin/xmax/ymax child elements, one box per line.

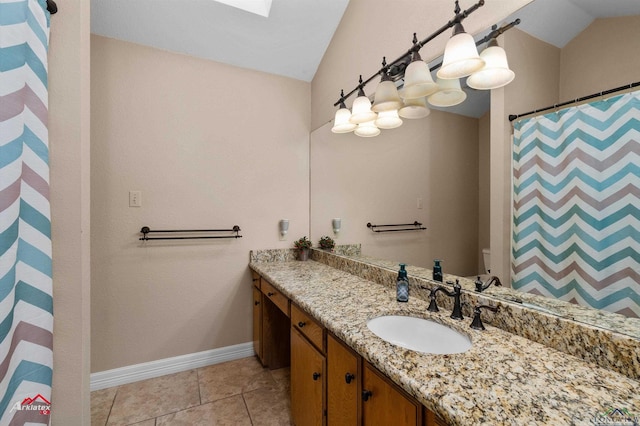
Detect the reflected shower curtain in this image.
<box><xmin>0</xmin><ymin>0</ymin><xmax>53</xmax><ymax>423</ymax></box>
<box><xmin>512</xmin><ymin>91</ymin><xmax>640</xmax><ymax>318</ymax></box>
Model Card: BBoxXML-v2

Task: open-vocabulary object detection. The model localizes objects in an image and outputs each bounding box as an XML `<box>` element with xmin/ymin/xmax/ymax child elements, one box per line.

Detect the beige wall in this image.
<box><xmin>478</xmin><ymin>112</ymin><xmax>490</xmax><ymax>270</ymax></box>
<box><xmin>311</xmin><ymin>111</ymin><xmax>480</xmax><ymax>275</ymax></box>
<box><xmin>560</xmin><ymin>16</ymin><xmax>640</xmax><ymax>101</ymax></box>
<box><xmin>49</xmin><ymin>0</ymin><xmax>92</xmax><ymax>423</ymax></box>
<box><xmin>90</xmin><ymin>36</ymin><xmax>310</xmax><ymax>371</ymax></box>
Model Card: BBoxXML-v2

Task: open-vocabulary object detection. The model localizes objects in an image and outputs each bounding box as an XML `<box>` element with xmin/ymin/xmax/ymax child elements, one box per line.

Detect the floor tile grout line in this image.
<box><xmin>195</xmin><ymin>367</ymin><xmax>202</xmax><ymax>406</ymax></box>
<box><xmin>241</xmin><ymin>392</ymin><xmax>255</xmax><ymax>426</ymax></box>
<box><xmin>104</xmin><ymin>386</ymin><xmax>119</xmax><ymax>426</ymax></box>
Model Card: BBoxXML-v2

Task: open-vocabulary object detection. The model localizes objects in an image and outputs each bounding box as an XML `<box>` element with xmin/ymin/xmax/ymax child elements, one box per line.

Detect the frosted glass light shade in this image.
<box><xmin>372</xmin><ymin>80</ymin><xmax>403</xmax><ymax>112</ymax></box>
<box><xmin>398</xmin><ymin>96</ymin><xmax>431</xmax><ymax>119</ymax></box>
<box><xmin>331</xmin><ymin>107</ymin><xmax>357</xmax><ymax>133</ymax></box>
<box><xmin>437</xmin><ymin>30</ymin><xmax>485</xmax><ymax>79</ymax></box>
<box><xmin>375</xmin><ymin>109</ymin><xmax>403</xmax><ymax>129</ymax></box>
<box><xmin>467</xmin><ymin>41</ymin><xmax>515</xmax><ymax>90</ymax></box>
<box><xmin>428</xmin><ymin>78</ymin><xmax>467</xmax><ymax>107</ymax></box>
<box><xmin>402</xmin><ymin>59</ymin><xmax>439</xmax><ymax>99</ymax></box>
<box><xmin>354</xmin><ymin>120</ymin><xmax>380</xmax><ymax>137</ymax></box>
<box><xmin>349</xmin><ymin>95</ymin><xmax>377</xmax><ymax>124</ymax></box>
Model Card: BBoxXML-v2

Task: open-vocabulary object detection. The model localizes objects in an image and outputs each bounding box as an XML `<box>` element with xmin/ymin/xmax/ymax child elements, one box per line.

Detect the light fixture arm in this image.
<box><xmin>333</xmin><ymin>0</ymin><xmax>486</xmax><ymax>107</ymax></box>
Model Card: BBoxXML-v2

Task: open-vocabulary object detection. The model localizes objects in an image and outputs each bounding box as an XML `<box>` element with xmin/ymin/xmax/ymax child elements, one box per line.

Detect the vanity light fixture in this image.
<box><xmin>375</xmin><ymin>109</ymin><xmax>403</xmax><ymax>129</ymax></box>
<box><xmin>466</xmin><ymin>34</ymin><xmax>515</xmax><ymax>90</ymax></box>
<box><xmin>372</xmin><ymin>59</ymin><xmax>403</xmax><ymax>112</ymax></box>
<box><xmin>279</xmin><ymin>219</ymin><xmax>289</xmax><ymax>237</ymax></box>
<box><xmin>437</xmin><ymin>22</ymin><xmax>484</xmax><ymax>80</ymax></box>
<box><xmin>401</xmin><ymin>45</ymin><xmax>439</xmax><ymax>100</ymax></box>
<box><xmin>331</xmin><ymin>1</ymin><xmax>520</xmax><ymax>138</ymax></box>
<box><xmin>331</xmin><ymin>90</ymin><xmax>357</xmax><ymax>133</ymax></box>
<box><xmin>428</xmin><ymin>77</ymin><xmax>467</xmax><ymax>107</ymax></box>
<box><xmin>349</xmin><ymin>76</ymin><xmax>377</xmax><ymax>124</ymax></box>
<box><xmin>398</xmin><ymin>96</ymin><xmax>431</xmax><ymax>119</ymax></box>
<box><xmin>354</xmin><ymin>119</ymin><xmax>381</xmax><ymax>137</ymax></box>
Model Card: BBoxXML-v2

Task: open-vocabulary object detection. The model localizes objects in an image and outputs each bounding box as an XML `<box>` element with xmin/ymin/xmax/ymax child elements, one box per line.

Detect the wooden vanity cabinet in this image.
<box><xmin>291</xmin><ymin>303</ymin><xmax>327</xmax><ymax>426</ymax></box>
<box><xmin>252</xmin><ymin>284</ymin><xmax>262</xmax><ymax>361</ymax></box>
<box><xmin>251</xmin><ymin>272</ymin><xmax>448</xmax><ymax>425</ymax></box>
<box><xmin>362</xmin><ymin>361</ymin><xmax>422</xmax><ymax>426</ymax></box>
<box><xmin>252</xmin><ymin>272</ymin><xmax>290</xmax><ymax>369</ymax></box>
<box><xmin>327</xmin><ymin>333</ymin><xmax>360</xmax><ymax>425</ymax></box>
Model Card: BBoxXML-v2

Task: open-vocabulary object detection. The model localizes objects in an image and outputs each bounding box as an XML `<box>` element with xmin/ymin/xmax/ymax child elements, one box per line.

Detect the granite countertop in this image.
<box><xmin>249</xmin><ymin>259</ymin><xmax>640</xmax><ymax>426</ymax></box>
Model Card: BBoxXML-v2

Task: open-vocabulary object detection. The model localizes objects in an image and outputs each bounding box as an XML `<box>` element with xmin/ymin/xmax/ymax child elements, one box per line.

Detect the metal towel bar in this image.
<box><xmin>139</xmin><ymin>226</ymin><xmax>242</xmax><ymax>240</ymax></box>
<box><xmin>366</xmin><ymin>221</ymin><xmax>426</xmax><ymax>233</ymax></box>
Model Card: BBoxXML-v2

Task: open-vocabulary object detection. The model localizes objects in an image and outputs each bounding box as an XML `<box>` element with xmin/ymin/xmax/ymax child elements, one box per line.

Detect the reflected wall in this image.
<box><xmin>310</xmin><ymin>109</ymin><xmax>483</xmax><ymax>275</ymax></box>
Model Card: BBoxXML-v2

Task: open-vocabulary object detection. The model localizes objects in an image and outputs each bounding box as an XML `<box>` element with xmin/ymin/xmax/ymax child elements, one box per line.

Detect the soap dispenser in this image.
<box><xmin>433</xmin><ymin>259</ymin><xmax>443</xmax><ymax>282</ymax></box>
<box><xmin>396</xmin><ymin>263</ymin><xmax>409</xmax><ymax>302</ymax></box>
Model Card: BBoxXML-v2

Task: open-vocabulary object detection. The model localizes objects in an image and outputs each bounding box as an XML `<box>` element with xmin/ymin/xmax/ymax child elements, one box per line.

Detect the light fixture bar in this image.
<box><xmin>333</xmin><ymin>0</ymin><xmax>486</xmax><ymax>107</ymax></box>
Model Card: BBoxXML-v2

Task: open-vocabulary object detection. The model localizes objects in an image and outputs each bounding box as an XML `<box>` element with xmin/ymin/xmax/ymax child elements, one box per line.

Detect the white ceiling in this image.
<box><xmin>91</xmin><ymin>0</ymin><xmax>640</xmax><ymax>115</ymax></box>
<box><xmin>90</xmin><ymin>0</ymin><xmax>350</xmax><ymax>82</ymax></box>
<box><xmin>507</xmin><ymin>0</ymin><xmax>640</xmax><ymax>48</ymax></box>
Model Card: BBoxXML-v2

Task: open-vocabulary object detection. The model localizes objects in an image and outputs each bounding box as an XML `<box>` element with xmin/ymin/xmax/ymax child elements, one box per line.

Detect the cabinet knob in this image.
<box><xmin>254</xmin><ymin>301</ymin><xmax>260</xmax><ymax>306</ymax></box>
<box><xmin>344</xmin><ymin>373</ymin><xmax>355</xmax><ymax>384</ymax></box>
<box><xmin>312</xmin><ymin>372</ymin><xmax>321</xmax><ymax>381</ymax></box>
<box><xmin>298</xmin><ymin>321</ymin><xmax>306</xmax><ymax>328</ymax></box>
<box><xmin>267</xmin><ymin>292</ymin><xmax>275</xmax><ymax>297</ymax></box>
<box><xmin>362</xmin><ymin>389</ymin><xmax>373</xmax><ymax>401</ymax></box>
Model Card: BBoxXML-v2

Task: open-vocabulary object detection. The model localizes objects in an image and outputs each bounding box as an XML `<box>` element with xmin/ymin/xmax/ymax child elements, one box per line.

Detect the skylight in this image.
<box><xmin>212</xmin><ymin>0</ymin><xmax>273</xmax><ymax>17</ymax></box>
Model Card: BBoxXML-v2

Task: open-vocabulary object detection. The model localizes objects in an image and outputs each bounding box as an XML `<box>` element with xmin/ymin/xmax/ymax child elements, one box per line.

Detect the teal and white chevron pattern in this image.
<box><xmin>0</xmin><ymin>0</ymin><xmax>53</xmax><ymax>424</ymax></box>
<box><xmin>512</xmin><ymin>91</ymin><xmax>640</xmax><ymax>318</ymax></box>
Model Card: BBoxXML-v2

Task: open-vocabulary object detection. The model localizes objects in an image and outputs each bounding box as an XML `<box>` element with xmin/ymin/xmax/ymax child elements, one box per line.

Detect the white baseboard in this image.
<box><xmin>90</xmin><ymin>342</ymin><xmax>255</xmax><ymax>391</ymax></box>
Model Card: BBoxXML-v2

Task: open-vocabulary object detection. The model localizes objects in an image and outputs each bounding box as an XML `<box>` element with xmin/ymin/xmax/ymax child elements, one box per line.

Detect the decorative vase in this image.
<box><xmin>298</xmin><ymin>248</ymin><xmax>310</xmax><ymax>261</ymax></box>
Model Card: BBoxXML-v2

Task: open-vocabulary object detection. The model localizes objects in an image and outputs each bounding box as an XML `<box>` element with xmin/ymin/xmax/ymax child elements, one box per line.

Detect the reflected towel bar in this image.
<box><xmin>139</xmin><ymin>226</ymin><xmax>242</xmax><ymax>240</ymax></box>
<box><xmin>367</xmin><ymin>221</ymin><xmax>426</xmax><ymax>233</ymax></box>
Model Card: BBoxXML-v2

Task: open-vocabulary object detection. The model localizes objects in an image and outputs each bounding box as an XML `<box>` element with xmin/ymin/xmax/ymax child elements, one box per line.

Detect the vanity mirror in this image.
<box><xmin>310</xmin><ymin>0</ymin><xmax>640</xmax><ymax>338</ymax></box>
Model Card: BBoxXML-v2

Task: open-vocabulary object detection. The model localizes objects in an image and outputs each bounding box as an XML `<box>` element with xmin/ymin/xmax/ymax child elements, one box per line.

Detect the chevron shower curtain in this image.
<box><xmin>0</xmin><ymin>0</ymin><xmax>53</xmax><ymax>424</ymax></box>
<box><xmin>512</xmin><ymin>91</ymin><xmax>640</xmax><ymax>318</ymax></box>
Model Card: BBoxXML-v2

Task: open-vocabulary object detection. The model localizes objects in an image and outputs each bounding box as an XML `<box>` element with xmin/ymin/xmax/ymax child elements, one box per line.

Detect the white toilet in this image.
<box><xmin>466</xmin><ymin>248</ymin><xmax>491</xmax><ymax>281</ymax></box>
<box><xmin>482</xmin><ymin>248</ymin><xmax>491</xmax><ymax>275</ymax></box>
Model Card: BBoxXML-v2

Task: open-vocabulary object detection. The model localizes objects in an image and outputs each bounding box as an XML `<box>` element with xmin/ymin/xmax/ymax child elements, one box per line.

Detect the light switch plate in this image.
<box><xmin>129</xmin><ymin>191</ymin><xmax>142</xmax><ymax>207</ymax></box>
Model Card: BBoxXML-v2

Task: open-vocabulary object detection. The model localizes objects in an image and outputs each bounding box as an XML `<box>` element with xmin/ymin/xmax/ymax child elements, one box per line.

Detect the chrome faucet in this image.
<box><xmin>474</xmin><ymin>275</ymin><xmax>502</xmax><ymax>292</ymax></box>
<box><xmin>427</xmin><ymin>279</ymin><xmax>463</xmax><ymax>320</ymax></box>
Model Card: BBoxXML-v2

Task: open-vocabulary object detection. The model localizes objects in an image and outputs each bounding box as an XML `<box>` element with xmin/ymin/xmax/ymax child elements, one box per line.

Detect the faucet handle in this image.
<box><xmin>470</xmin><ymin>304</ymin><xmax>499</xmax><ymax>330</ymax></box>
<box><xmin>427</xmin><ymin>288</ymin><xmax>439</xmax><ymax>312</ymax></box>
<box><xmin>474</xmin><ymin>276</ymin><xmax>483</xmax><ymax>292</ymax></box>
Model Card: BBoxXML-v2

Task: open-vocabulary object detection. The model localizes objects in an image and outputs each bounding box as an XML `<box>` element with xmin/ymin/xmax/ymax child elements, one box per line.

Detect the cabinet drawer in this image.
<box><xmin>291</xmin><ymin>304</ymin><xmax>325</xmax><ymax>352</ymax></box>
<box><xmin>261</xmin><ymin>278</ymin><xmax>290</xmax><ymax>317</ymax></box>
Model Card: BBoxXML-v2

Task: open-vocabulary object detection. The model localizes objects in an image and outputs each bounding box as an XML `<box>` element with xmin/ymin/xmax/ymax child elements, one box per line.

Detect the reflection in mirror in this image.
<box><xmin>310</xmin><ymin>0</ymin><xmax>640</xmax><ymax>338</ymax></box>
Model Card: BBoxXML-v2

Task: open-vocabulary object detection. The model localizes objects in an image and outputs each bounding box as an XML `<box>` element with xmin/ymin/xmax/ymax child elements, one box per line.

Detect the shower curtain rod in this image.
<box><xmin>508</xmin><ymin>81</ymin><xmax>640</xmax><ymax>122</ymax></box>
<box><xmin>46</xmin><ymin>0</ymin><xmax>57</xmax><ymax>15</ymax></box>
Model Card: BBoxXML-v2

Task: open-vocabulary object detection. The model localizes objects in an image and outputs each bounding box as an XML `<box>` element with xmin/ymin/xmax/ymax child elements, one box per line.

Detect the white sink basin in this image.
<box><xmin>367</xmin><ymin>315</ymin><xmax>472</xmax><ymax>355</ymax></box>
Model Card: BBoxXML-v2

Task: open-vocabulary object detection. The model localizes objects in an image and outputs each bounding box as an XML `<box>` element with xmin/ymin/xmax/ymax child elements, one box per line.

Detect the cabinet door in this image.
<box><xmin>252</xmin><ymin>286</ymin><xmax>263</xmax><ymax>364</ymax></box>
<box><xmin>291</xmin><ymin>327</ymin><xmax>325</xmax><ymax>426</ymax></box>
<box><xmin>362</xmin><ymin>362</ymin><xmax>421</xmax><ymax>426</ymax></box>
<box><xmin>327</xmin><ymin>334</ymin><xmax>359</xmax><ymax>426</ymax></box>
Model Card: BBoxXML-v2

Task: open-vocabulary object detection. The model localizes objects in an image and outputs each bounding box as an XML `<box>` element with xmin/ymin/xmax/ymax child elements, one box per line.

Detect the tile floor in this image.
<box><xmin>91</xmin><ymin>356</ymin><xmax>291</xmax><ymax>425</ymax></box>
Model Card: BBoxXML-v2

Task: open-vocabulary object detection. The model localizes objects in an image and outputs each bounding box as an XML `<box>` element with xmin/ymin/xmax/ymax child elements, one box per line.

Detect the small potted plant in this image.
<box><xmin>318</xmin><ymin>236</ymin><xmax>335</xmax><ymax>252</ymax></box>
<box><xmin>294</xmin><ymin>236</ymin><xmax>312</xmax><ymax>261</ymax></box>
